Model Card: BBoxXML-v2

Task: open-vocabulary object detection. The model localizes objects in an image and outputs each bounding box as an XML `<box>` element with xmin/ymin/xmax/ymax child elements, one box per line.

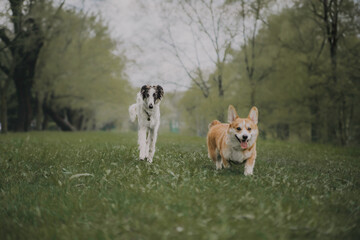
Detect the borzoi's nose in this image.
<box><xmin>149</xmin><ymin>104</ymin><xmax>153</xmax><ymax>109</ymax></box>
<box><xmin>242</xmin><ymin>135</ymin><xmax>248</xmax><ymax>140</ymax></box>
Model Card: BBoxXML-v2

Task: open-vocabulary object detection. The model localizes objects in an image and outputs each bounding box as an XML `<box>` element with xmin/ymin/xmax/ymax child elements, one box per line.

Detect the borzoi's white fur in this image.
<box><xmin>129</xmin><ymin>85</ymin><xmax>164</xmax><ymax>163</ymax></box>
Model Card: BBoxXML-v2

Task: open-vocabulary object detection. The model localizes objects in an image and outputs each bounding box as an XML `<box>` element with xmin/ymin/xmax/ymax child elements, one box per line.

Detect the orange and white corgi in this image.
<box><xmin>207</xmin><ymin>105</ymin><xmax>259</xmax><ymax>176</ymax></box>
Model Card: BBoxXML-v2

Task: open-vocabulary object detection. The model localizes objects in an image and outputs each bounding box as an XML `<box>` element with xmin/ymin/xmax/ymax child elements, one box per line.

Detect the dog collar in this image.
<box><xmin>144</xmin><ymin>110</ymin><xmax>151</xmax><ymax>121</ymax></box>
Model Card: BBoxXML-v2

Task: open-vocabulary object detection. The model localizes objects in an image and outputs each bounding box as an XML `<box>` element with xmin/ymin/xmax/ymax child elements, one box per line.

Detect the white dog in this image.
<box><xmin>129</xmin><ymin>85</ymin><xmax>164</xmax><ymax>163</ymax></box>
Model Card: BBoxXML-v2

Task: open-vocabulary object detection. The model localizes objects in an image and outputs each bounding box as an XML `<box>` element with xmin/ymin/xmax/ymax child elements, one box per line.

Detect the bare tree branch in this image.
<box><xmin>166</xmin><ymin>26</ymin><xmax>210</xmax><ymax>97</ymax></box>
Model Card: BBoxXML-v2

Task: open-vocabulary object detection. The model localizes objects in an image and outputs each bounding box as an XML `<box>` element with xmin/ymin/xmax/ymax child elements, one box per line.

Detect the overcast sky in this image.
<box><xmin>0</xmin><ymin>0</ymin><xmax>220</xmax><ymax>92</ymax></box>
<box><xmin>1</xmin><ymin>0</ymin><xmax>287</xmax><ymax>92</ymax></box>
<box><xmin>65</xmin><ymin>0</ymin><xmax>205</xmax><ymax>92</ymax></box>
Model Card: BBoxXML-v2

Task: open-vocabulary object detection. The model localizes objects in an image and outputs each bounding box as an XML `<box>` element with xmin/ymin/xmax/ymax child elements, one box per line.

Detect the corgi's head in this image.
<box><xmin>227</xmin><ymin>105</ymin><xmax>258</xmax><ymax>150</ymax></box>
<box><xmin>140</xmin><ymin>85</ymin><xmax>164</xmax><ymax>109</ymax></box>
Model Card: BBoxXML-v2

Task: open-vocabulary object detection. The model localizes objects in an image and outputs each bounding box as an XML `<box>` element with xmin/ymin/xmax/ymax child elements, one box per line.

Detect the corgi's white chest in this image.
<box><xmin>223</xmin><ymin>147</ymin><xmax>252</xmax><ymax>163</ymax></box>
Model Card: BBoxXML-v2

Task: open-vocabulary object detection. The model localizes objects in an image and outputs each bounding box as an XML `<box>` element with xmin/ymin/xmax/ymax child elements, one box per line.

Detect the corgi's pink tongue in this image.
<box><xmin>241</xmin><ymin>141</ymin><xmax>248</xmax><ymax>149</ymax></box>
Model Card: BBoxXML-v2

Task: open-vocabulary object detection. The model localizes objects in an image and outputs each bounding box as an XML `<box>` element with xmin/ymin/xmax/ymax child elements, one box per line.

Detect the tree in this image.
<box><xmin>262</xmin><ymin>5</ymin><xmax>329</xmax><ymax>142</ymax></box>
<box><xmin>34</xmin><ymin>9</ymin><xmax>131</xmax><ymax>131</ymax></box>
<box><xmin>0</xmin><ymin>0</ymin><xmax>64</xmax><ymax>131</ymax></box>
<box><xmin>0</xmin><ymin>41</ymin><xmax>12</xmax><ymax>133</ymax></box>
<box><xmin>230</xmin><ymin>0</ymin><xmax>277</xmax><ymax>107</ymax></box>
<box><xmin>305</xmin><ymin>0</ymin><xmax>360</xmax><ymax>144</ymax></box>
<box><xmin>0</xmin><ymin>1</ymin><xmax>132</xmax><ymax>132</ymax></box>
<box><xmin>162</xmin><ymin>0</ymin><xmax>240</xmax><ymax>121</ymax></box>
<box><xmin>180</xmin><ymin>0</ymin><xmax>360</xmax><ymax>144</ymax></box>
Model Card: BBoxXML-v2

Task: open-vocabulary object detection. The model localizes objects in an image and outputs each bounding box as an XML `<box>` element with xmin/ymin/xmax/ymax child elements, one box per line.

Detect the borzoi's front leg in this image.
<box><xmin>138</xmin><ymin>127</ymin><xmax>147</xmax><ymax>160</ymax></box>
<box><xmin>147</xmin><ymin>127</ymin><xmax>158</xmax><ymax>163</ymax></box>
<box><xmin>145</xmin><ymin>128</ymin><xmax>151</xmax><ymax>159</ymax></box>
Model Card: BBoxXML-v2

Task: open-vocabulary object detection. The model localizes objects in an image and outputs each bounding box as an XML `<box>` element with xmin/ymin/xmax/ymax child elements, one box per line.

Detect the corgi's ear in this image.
<box><xmin>248</xmin><ymin>106</ymin><xmax>258</xmax><ymax>124</ymax></box>
<box><xmin>228</xmin><ymin>105</ymin><xmax>238</xmax><ymax>123</ymax></box>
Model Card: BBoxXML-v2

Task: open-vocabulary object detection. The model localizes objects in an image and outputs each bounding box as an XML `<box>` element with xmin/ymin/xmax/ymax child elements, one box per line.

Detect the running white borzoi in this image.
<box><xmin>129</xmin><ymin>85</ymin><xmax>164</xmax><ymax>163</ymax></box>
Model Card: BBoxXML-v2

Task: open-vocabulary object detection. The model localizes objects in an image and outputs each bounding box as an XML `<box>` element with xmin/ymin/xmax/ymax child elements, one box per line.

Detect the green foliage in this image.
<box><xmin>254</xmin><ymin>2</ymin><xmax>360</xmax><ymax>143</ymax></box>
<box><xmin>0</xmin><ymin>132</ymin><xmax>359</xmax><ymax>239</ymax></box>
<box><xmin>0</xmin><ymin>0</ymin><xmax>133</xmax><ymax>131</ymax></box>
<box><xmin>179</xmin><ymin>1</ymin><xmax>360</xmax><ymax>144</ymax></box>
<box><xmin>34</xmin><ymin>8</ymin><xmax>132</xmax><ymax>129</ymax></box>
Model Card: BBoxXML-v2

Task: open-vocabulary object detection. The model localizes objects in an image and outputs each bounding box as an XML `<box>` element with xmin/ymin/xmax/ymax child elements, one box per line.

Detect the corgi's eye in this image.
<box><xmin>248</xmin><ymin>127</ymin><xmax>251</xmax><ymax>131</ymax></box>
<box><xmin>237</xmin><ymin>127</ymin><xmax>241</xmax><ymax>131</ymax></box>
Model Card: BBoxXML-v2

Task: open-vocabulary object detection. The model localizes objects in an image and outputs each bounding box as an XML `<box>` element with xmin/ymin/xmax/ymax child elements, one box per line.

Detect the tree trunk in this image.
<box><xmin>250</xmin><ymin>84</ymin><xmax>256</xmax><ymax>107</ymax></box>
<box><xmin>35</xmin><ymin>94</ymin><xmax>43</xmax><ymax>130</ymax></box>
<box><xmin>76</xmin><ymin>115</ymin><xmax>84</xmax><ymax>130</ymax></box>
<box><xmin>338</xmin><ymin>92</ymin><xmax>347</xmax><ymax>145</ymax></box>
<box><xmin>42</xmin><ymin>112</ymin><xmax>49</xmax><ymax>130</ymax></box>
<box><xmin>321</xmin><ymin>0</ymin><xmax>349</xmax><ymax>144</ymax></box>
<box><xmin>43</xmin><ymin>105</ymin><xmax>76</xmax><ymax>131</ymax></box>
<box><xmin>13</xmin><ymin>73</ymin><xmax>33</xmax><ymax>131</ymax></box>
<box><xmin>214</xmin><ymin>74</ymin><xmax>225</xmax><ymax>122</ymax></box>
<box><xmin>276</xmin><ymin>123</ymin><xmax>289</xmax><ymax>140</ymax></box>
<box><xmin>0</xmin><ymin>90</ymin><xmax>8</xmax><ymax>133</ymax></box>
<box><xmin>310</xmin><ymin>96</ymin><xmax>320</xmax><ymax>142</ymax></box>
<box><xmin>217</xmin><ymin>74</ymin><xmax>224</xmax><ymax>97</ymax></box>
<box><xmin>8</xmin><ymin>0</ymin><xmax>44</xmax><ymax>132</ymax></box>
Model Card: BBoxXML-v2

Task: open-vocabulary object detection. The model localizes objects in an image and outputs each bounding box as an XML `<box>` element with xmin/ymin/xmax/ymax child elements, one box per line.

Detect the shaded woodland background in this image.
<box><xmin>0</xmin><ymin>0</ymin><xmax>359</xmax><ymax>145</ymax></box>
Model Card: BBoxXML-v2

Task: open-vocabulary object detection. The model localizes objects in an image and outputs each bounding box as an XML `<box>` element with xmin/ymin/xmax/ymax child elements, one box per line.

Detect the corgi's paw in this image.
<box><xmin>244</xmin><ymin>171</ymin><xmax>253</xmax><ymax>176</ymax></box>
<box><xmin>222</xmin><ymin>161</ymin><xmax>230</xmax><ymax>169</ymax></box>
<box><xmin>216</xmin><ymin>161</ymin><xmax>222</xmax><ymax>170</ymax></box>
<box><xmin>244</xmin><ymin>166</ymin><xmax>253</xmax><ymax>176</ymax></box>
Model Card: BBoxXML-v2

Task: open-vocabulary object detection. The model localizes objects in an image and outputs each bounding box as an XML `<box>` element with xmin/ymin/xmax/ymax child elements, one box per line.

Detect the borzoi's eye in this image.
<box><xmin>237</xmin><ymin>127</ymin><xmax>241</xmax><ymax>131</ymax></box>
<box><xmin>146</xmin><ymin>94</ymin><xmax>149</xmax><ymax>97</ymax></box>
<box><xmin>248</xmin><ymin>127</ymin><xmax>251</xmax><ymax>131</ymax></box>
<box><xmin>153</xmin><ymin>93</ymin><xmax>156</xmax><ymax>98</ymax></box>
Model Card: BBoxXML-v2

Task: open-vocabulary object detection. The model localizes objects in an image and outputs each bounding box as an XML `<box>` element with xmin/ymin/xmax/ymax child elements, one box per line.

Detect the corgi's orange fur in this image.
<box><xmin>207</xmin><ymin>105</ymin><xmax>259</xmax><ymax>176</ymax></box>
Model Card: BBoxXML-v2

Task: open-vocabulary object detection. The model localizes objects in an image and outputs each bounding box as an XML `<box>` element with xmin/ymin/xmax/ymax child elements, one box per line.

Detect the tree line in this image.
<box><xmin>167</xmin><ymin>0</ymin><xmax>359</xmax><ymax>145</ymax></box>
<box><xmin>1</xmin><ymin>0</ymin><xmax>359</xmax><ymax>146</ymax></box>
<box><xmin>0</xmin><ymin>0</ymin><xmax>131</xmax><ymax>133</ymax></box>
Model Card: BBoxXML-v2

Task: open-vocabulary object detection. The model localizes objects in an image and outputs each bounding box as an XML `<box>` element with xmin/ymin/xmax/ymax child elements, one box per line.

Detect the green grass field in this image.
<box><xmin>0</xmin><ymin>132</ymin><xmax>359</xmax><ymax>239</ymax></box>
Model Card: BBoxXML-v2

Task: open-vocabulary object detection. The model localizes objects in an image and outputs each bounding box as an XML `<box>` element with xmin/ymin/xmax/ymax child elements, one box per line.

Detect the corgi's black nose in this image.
<box><xmin>242</xmin><ymin>135</ymin><xmax>248</xmax><ymax>140</ymax></box>
<box><xmin>149</xmin><ymin>104</ymin><xmax>153</xmax><ymax>109</ymax></box>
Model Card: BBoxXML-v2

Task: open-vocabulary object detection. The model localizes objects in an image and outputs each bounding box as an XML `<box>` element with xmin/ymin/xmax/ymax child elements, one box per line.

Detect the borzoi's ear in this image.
<box><xmin>156</xmin><ymin>85</ymin><xmax>164</xmax><ymax>100</ymax></box>
<box><xmin>141</xmin><ymin>85</ymin><xmax>148</xmax><ymax>99</ymax></box>
<box><xmin>248</xmin><ymin>106</ymin><xmax>258</xmax><ymax>125</ymax></box>
<box><xmin>228</xmin><ymin>105</ymin><xmax>238</xmax><ymax>123</ymax></box>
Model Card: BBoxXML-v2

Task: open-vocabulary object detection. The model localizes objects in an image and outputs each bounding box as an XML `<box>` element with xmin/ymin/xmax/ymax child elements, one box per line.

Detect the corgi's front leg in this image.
<box><xmin>244</xmin><ymin>153</ymin><xmax>256</xmax><ymax>176</ymax></box>
<box><xmin>221</xmin><ymin>155</ymin><xmax>230</xmax><ymax>169</ymax></box>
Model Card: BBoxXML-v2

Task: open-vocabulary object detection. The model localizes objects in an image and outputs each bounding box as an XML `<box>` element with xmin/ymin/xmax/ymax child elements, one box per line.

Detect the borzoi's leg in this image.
<box><xmin>147</xmin><ymin>127</ymin><xmax>158</xmax><ymax>163</ymax></box>
<box><xmin>145</xmin><ymin>128</ymin><xmax>150</xmax><ymax>159</ymax></box>
<box><xmin>138</xmin><ymin>127</ymin><xmax>147</xmax><ymax>160</ymax></box>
